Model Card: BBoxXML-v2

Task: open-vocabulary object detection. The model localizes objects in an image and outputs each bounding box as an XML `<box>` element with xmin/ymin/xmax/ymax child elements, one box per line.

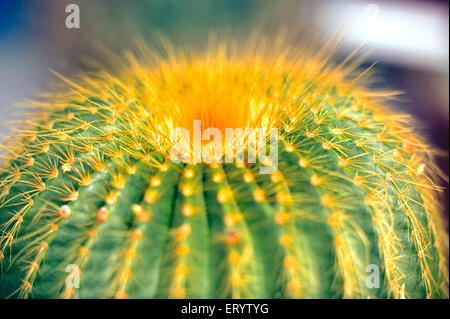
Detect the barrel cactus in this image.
<box><xmin>0</xmin><ymin>39</ymin><xmax>448</xmax><ymax>299</ymax></box>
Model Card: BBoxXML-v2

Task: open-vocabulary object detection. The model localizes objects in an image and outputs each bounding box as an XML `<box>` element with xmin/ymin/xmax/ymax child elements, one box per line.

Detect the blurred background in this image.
<box><xmin>0</xmin><ymin>0</ymin><xmax>448</xmax><ymax>210</ymax></box>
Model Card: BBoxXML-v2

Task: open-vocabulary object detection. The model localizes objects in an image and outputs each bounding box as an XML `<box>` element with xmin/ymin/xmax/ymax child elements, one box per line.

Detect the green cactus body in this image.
<box><xmin>0</xmin><ymin>40</ymin><xmax>448</xmax><ymax>299</ymax></box>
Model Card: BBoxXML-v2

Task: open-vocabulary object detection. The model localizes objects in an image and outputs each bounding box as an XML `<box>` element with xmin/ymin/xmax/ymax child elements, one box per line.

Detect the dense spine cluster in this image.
<box><xmin>0</xmin><ymin>41</ymin><xmax>448</xmax><ymax>298</ymax></box>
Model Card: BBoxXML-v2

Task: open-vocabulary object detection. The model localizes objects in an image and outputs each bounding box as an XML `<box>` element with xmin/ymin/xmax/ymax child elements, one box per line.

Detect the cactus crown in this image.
<box><xmin>0</xmin><ymin>38</ymin><xmax>448</xmax><ymax>299</ymax></box>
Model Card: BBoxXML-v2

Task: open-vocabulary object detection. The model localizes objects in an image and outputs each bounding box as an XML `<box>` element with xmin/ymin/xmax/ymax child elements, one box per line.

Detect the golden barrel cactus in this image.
<box><xmin>0</xmin><ymin>38</ymin><xmax>448</xmax><ymax>298</ymax></box>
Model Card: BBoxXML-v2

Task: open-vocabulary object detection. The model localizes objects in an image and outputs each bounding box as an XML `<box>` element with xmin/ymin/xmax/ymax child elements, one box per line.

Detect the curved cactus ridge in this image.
<box><xmin>0</xmin><ymin>38</ymin><xmax>448</xmax><ymax>299</ymax></box>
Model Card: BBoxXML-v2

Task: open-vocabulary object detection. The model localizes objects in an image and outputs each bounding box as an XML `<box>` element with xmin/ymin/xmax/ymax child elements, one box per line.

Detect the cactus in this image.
<box><xmin>0</xmin><ymin>39</ymin><xmax>448</xmax><ymax>299</ymax></box>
